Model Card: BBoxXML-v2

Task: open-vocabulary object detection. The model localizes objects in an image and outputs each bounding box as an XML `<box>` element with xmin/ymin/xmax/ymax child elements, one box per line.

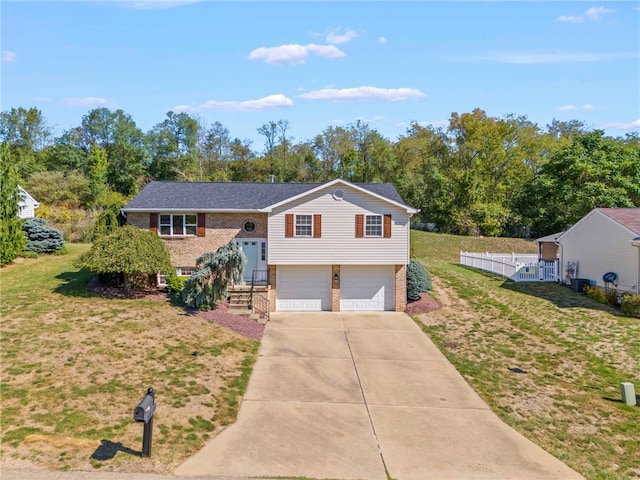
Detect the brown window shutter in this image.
<box><xmin>149</xmin><ymin>213</ymin><xmax>158</xmax><ymax>234</ymax></box>
<box><xmin>285</xmin><ymin>214</ymin><xmax>294</xmax><ymax>238</ymax></box>
<box><xmin>197</xmin><ymin>213</ymin><xmax>206</xmax><ymax>237</ymax></box>
<box><xmin>355</xmin><ymin>214</ymin><xmax>364</xmax><ymax>238</ymax></box>
<box><xmin>384</xmin><ymin>214</ymin><xmax>392</xmax><ymax>238</ymax></box>
<box><xmin>313</xmin><ymin>214</ymin><xmax>322</xmax><ymax>238</ymax></box>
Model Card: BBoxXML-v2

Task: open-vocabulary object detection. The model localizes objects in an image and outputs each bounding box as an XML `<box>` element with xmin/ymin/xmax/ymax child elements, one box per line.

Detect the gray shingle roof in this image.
<box><xmin>122</xmin><ymin>180</ymin><xmax>410</xmax><ymax>211</ymax></box>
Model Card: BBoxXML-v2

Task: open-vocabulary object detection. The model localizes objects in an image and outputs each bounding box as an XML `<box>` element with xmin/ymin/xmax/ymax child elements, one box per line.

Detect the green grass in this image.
<box><xmin>411</xmin><ymin>230</ymin><xmax>640</xmax><ymax>480</ymax></box>
<box><xmin>0</xmin><ymin>245</ymin><xmax>259</xmax><ymax>472</ymax></box>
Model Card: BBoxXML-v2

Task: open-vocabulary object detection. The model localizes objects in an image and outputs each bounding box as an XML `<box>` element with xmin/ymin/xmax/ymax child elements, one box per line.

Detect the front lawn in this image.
<box><xmin>412</xmin><ymin>231</ymin><xmax>640</xmax><ymax>480</ymax></box>
<box><xmin>0</xmin><ymin>244</ymin><xmax>258</xmax><ymax>473</ymax></box>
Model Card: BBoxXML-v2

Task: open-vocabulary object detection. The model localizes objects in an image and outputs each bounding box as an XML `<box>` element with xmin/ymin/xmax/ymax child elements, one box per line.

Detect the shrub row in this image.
<box><xmin>621</xmin><ymin>294</ymin><xmax>640</xmax><ymax>318</ymax></box>
<box><xmin>584</xmin><ymin>285</ymin><xmax>640</xmax><ymax>319</ymax></box>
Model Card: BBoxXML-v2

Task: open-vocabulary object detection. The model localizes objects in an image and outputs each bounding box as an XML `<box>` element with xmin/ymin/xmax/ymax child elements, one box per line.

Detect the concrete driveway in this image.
<box><xmin>175</xmin><ymin>312</ymin><xmax>583</xmax><ymax>480</ymax></box>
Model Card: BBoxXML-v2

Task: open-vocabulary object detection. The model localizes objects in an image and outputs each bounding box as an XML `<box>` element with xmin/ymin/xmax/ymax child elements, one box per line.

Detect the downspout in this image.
<box><xmin>632</xmin><ymin>237</ymin><xmax>640</xmax><ymax>294</ymax></box>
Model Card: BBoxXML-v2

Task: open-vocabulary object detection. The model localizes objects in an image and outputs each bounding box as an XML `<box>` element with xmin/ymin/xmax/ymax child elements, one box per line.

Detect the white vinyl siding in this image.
<box><xmin>559</xmin><ymin>210</ymin><xmax>640</xmax><ymax>293</ymax></box>
<box><xmin>340</xmin><ymin>266</ymin><xmax>395</xmax><ymax>311</ymax></box>
<box><xmin>17</xmin><ymin>187</ymin><xmax>39</xmax><ymax>219</ymax></box>
<box><xmin>268</xmin><ymin>184</ymin><xmax>410</xmax><ymax>265</ymax></box>
<box><xmin>276</xmin><ymin>265</ymin><xmax>331</xmax><ymax>311</ymax></box>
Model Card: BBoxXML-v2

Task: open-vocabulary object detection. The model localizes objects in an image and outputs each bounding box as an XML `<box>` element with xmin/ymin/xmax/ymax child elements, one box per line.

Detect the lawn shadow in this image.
<box><xmin>91</xmin><ymin>439</ymin><xmax>140</xmax><ymax>460</ymax></box>
<box><xmin>499</xmin><ymin>279</ymin><xmax>625</xmax><ymax>316</ymax></box>
<box><xmin>54</xmin><ymin>269</ymin><xmax>98</xmax><ymax>298</ymax></box>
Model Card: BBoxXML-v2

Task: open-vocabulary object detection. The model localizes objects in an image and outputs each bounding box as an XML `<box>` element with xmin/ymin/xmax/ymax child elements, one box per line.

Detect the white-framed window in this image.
<box><xmin>365</xmin><ymin>215</ymin><xmax>383</xmax><ymax>237</ymax></box>
<box><xmin>159</xmin><ymin>214</ymin><xmax>197</xmax><ymax>236</ymax></box>
<box><xmin>295</xmin><ymin>215</ymin><xmax>313</xmax><ymax>237</ymax></box>
<box><xmin>157</xmin><ymin>267</ymin><xmax>197</xmax><ymax>287</ymax></box>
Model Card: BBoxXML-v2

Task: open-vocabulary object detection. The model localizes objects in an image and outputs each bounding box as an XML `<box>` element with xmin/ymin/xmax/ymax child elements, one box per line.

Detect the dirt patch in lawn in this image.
<box><xmin>404</xmin><ymin>292</ymin><xmax>441</xmax><ymax>314</ymax></box>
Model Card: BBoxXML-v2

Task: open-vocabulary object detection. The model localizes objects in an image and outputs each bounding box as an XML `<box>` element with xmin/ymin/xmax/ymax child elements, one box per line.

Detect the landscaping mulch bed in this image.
<box><xmin>404</xmin><ymin>292</ymin><xmax>441</xmax><ymax>314</ymax></box>
<box><xmin>197</xmin><ymin>301</ymin><xmax>265</xmax><ymax>340</ymax></box>
<box><xmin>86</xmin><ymin>276</ymin><xmax>169</xmax><ymax>301</ymax></box>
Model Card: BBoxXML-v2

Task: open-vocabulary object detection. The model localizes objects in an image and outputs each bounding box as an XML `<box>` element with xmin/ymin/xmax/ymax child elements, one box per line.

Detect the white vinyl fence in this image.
<box><xmin>459</xmin><ymin>252</ymin><xmax>558</xmax><ymax>282</ymax></box>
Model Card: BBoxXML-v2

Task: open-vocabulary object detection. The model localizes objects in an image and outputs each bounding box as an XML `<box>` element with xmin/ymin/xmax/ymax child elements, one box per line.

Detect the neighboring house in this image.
<box><xmin>18</xmin><ymin>186</ymin><xmax>40</xmax><ymax>219</ymax></box>
<box><xmin>555</xmin><ymin>208</ymin><xmax>640</xmax><ymax>294</ymax></box>
<box><xmin>122</xmin><ymin>178</ymin><xmax>419</xmax><ymax>312</ymax></box>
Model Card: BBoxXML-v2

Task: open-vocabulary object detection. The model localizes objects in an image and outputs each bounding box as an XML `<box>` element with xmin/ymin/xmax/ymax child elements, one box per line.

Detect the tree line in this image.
<box><xmin>2</xmin><ymin>106</ymin><xmax>638</xmax><ymax>239</ymax></box>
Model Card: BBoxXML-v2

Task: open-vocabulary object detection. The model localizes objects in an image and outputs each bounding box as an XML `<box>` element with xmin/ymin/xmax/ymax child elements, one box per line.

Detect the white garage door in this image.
<box><xmin>276</xmin><ymin>265</ymin><xmax>331</xmax><ymax>311</ymax></box>
<box><xmin>341</xmin><ymin>266</ymin><xmax>395</xmax><ymax>311</ymax></box>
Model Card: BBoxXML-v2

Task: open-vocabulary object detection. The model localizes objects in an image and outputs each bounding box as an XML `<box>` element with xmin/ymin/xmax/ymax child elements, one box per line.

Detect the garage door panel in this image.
<box><xmin>341</xmin><ymin>266</ymin><xmax>394</xmax><ymax>311</ymax></box>
<box><xmin>277</xmin><ymin>266</ymin><xmax>331</xmax><ymax>312</ymax></box>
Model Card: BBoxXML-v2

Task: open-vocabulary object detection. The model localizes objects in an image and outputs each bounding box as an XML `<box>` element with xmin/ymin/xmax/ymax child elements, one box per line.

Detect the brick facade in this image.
<box><xmin>331</xmin><ymin>265</ymin><xmax>341</xmax><ymax>312</ymax></box>
<box><xmin>127</xmin><ymin>212</ymin><xmax>267</xmax><ymax>267</ymax></box>
<box><xmin>268</xmin><ymin>265</ymin><xmax>277</xmax><ymax>312</ymax></box>
<box><xmin>394</xmin><ymin>264</ymin><xmax>407</xmax><ymax>312</ymax></box>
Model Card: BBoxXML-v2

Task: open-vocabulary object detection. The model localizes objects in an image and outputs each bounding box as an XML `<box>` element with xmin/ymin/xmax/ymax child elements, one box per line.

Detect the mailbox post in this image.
<box><xmin>133</xmin><ymin>387</ymin><xmax>156</xmax><ymax>457</ymax></box>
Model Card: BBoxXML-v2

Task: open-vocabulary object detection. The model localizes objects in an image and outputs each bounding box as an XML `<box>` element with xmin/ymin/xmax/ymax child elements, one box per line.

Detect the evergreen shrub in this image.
<box><xmin>22</xmin><ymin>218</ymin><xmax>65</xmax><ymax>254</ymax></box>
<box><xmin>407</xmin><ymin>259</ymin><xmax>432</xmax><ymax>301</ymax></box>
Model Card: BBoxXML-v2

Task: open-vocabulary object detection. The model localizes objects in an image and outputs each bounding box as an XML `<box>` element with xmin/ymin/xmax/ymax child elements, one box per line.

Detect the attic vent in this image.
<box><xmin>333</xmin><ymin>189</ymin><xmax>345</xmax><ymax>201</ymax></box>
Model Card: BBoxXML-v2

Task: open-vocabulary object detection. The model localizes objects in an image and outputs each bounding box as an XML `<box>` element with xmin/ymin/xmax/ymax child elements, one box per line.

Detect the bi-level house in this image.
<box><xmin>122</xmin><ymin>178</ymin><xmax>418</xmax><ymax>313</ymax></box>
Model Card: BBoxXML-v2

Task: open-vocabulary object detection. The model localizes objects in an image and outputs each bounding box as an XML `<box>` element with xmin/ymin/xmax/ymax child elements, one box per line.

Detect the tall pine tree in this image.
<box><xmin>1</xmin><ymin>144</ymin><xmax>27</xmax><ymax>265</ymax></box>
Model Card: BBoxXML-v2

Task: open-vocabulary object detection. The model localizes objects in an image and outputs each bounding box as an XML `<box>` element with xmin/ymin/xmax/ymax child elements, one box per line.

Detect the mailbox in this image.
<box><xmin>134</xmin><ymin>388</ymin><xmax>156</xmax><ymax>423</ymax></box>
<box><xmin>133</xmin><ymin>387</ymin><xmax>156</xmax><ymax>457</ymax></box>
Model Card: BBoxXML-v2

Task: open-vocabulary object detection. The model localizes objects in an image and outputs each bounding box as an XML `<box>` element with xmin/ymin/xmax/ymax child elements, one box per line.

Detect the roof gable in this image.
<box><xmin>261</xmin><ymin>178</ymin><xmax>419</xmax><ymax>214</ymax></box>
<box><xmin>597</xmin><ymin>208</ymin><xmax>640</xmax><ymax>236</ymax></box>
<box><xmin>18</xmin><ymin>186</ymin><xmax>39</xmax><ymax>207</ymax></box>
<box><xmin>561</xmin><ymin>208</ymin><xmax>640</xmax><ymax>240</ymax></box>
<box><xmin>122</xmin><ymin>179</ymin><xmax>416</xmax><ymax>213</ymax></box>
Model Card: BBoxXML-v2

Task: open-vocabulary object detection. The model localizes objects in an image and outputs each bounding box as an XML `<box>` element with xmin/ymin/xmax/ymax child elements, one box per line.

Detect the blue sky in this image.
<box><xmin>2</xmin><ymin>1</ymin><xmax>639</xmax><ymax>150</ymax></box>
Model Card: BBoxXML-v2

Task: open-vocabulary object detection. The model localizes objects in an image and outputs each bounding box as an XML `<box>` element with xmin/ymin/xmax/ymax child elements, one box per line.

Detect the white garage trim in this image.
<box><xmin>276</xmin><ymin>265</ymin><xmax>331</xmax><ymax>311</ymax></box>
<box><xmin>340</xmin><ymin>265</ymin><xmax>395</xmax><ymax>311</ymax></box>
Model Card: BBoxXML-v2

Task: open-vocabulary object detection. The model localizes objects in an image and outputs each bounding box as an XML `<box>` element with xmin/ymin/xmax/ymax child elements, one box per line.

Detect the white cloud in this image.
<box><xmin>298</xmin><ymin>86</ymin><xmax>426</xmax><ymax>102</ymax></box>
<box><xmin>450</xmin><ymin>51</ymin><xmax>637</xmax><ymax>64</ymax></box>
<box><xmin>378</xmin><ymin>37</ymin><xmax>388</xmax><ymax>44</ymax></box>
<box><xmin>173</xmin><ymin>94</ymin><xmax>293</xmax><ymax>113</ymax></box>
<box><xmin>172</xmin><ymin>104</ymin><xmax>195</xmax><ymax>113</ymax></box>
<box><xmin>2</xmin><ymin>50</ymin><xmax>18</xmax><ymax>62</ymax></box>
<box><xmin>558</xmin><ymin>104</ymin><xmax>595</xmax><ymax>111</ymax></box>
<box><xmin>306</xmin><ymin>44</ymin><xmax>346</xmax><ymax>59</ymax></box>
<box><xmin>555</xmin><ymin>5</ymin><xmax>615</xmax><ymax>23</ymax></box>
<box><xmin>585</xmin><ymin>6</ymin><xmax>615</xmax><ymax>20</ymax></box>
<box><xmin>249</xmin><ymin>43</ymin><xmax>345</xmax><ymax>64</ymax></box>
<box><xmin>355</xmin><ymin>115</ymin><xmax>387</xmax><ymax>124</ymax></box>
<box><xmin>124</xmin><ymin>1</ymin><xmax>201</xmax><ymax>10</ymax></box>
<box><xmin>326</xmin><ymin>28</ymin><xmax>357</xmax><ymax>45</ymax></box>
<box><xmin>249</xmin><ymin>44</ymin><xmax>308</xmax><ymax>64</ymax></box>
<box><xmin>32</xmin><ymin>97</ymin><xmax>53</xmax><ymax>103</ymax></box>
<box><xmin>63</xmin><ymin>97</ymin><xmax>110</xmax><ymax>107</ymax></box>
<box><xmin>602</xmin><ymin>119</ymin><xmax>640</xmax><ymax>130</ymax></box>
<box><xmin>556</xmin><ymin>15</ymin><xmax>584</xmax><ymax>23</ymax></box>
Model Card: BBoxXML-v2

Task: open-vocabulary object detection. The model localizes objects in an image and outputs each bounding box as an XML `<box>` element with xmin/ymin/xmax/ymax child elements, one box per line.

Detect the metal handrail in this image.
<box><xmin>249</xmin><ymin>270</ymin><xmax>269</xmax><ymax>321</ymax></box>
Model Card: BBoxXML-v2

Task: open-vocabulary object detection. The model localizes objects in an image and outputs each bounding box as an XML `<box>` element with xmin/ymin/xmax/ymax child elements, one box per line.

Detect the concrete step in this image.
<box><xmin>227</xmin><ymin>308</ymin><xmax>254</xmax><ymax>317</ymax></box>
